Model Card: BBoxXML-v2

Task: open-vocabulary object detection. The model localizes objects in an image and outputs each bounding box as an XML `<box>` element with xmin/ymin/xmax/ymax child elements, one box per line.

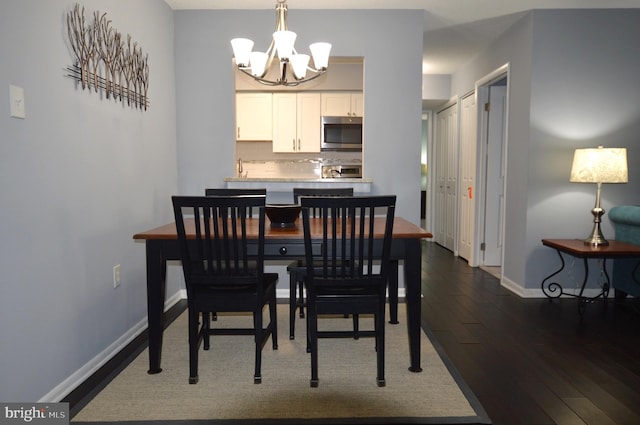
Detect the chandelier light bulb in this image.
<box><xmin>290</xmin><ymin>54</ymin><xmax>310</xmax><ymax>79</ymax></box>
<box><xmin>310</xmin><ymin>42</ymin><xmax>331</xmax><ymax>69</ymax></box>
<box><xmin>273</xmin><ymin>30</ymin><xmax>297</xmax><ymax>60</ymax></box>
<box><xmin>230</xmin><ymin>38</ymin><xmax>254</xmax><ymax>67</ymax></box>
<box><xmin>249</xmin><ymin>52</ymin><xmax>268</xmax><ymax>77</ymax></box>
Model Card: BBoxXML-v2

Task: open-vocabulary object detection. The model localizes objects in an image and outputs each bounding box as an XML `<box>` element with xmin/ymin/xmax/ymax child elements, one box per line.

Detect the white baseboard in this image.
<box><xmin>500</xmin><ymin>275</ymin><xmax>612</xmax><ymax>298</ymax></box>
<box><xmin>41</xmin><ymin>290</ymin><xmax>185</xmax><ymax>402</ymax></box>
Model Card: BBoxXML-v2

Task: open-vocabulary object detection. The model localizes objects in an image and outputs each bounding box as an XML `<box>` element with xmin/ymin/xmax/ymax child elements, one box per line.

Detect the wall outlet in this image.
<box><xmin>9</xmin><ymin>85</ymin><xmax>26</xmax><ymax>119</ymax></box>
<box><xmin>113</xmin><ymin>264</ymin><xmax>121</xmax><ymax>288</ymax></box>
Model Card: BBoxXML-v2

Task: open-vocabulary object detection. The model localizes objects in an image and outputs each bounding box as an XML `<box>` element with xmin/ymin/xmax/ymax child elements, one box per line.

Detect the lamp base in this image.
<box><xmin>584</xmin><ymin>206</ymin><xmax>609</xmax><ymax>246</ymax></box>
<box><xmin>584</xmin><ymin>233</ymin><xmax>609</xmax><ymax>246</ymax></box>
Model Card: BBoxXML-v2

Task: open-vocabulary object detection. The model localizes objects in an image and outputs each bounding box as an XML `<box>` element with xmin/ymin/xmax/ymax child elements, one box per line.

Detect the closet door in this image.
<box><xmin>434</xmin><ymin>104</ymin><xmax>458</xmax><ymax>252</ymax></box>
<box><xmin>458</xmin><ymin>94</ymin><xmax>477</xmax><ymax>262</ymax></box>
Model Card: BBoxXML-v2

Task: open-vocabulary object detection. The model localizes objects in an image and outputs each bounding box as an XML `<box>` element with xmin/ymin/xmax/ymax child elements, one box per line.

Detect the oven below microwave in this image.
<box><xmin>321</xmin><ymin>165</ymin><xmax>362</xmax><ymax>179</ymax></box>
<box><xmin>321</xmin><ymin>116</ymin><xmax>362</xmax><ymax>151</ymax></box>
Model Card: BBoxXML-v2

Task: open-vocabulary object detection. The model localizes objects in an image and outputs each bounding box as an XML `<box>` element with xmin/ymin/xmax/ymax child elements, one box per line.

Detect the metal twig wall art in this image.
<box><xmin>65</xmin><ymin>3</ymin><xmax>150</xmax><ymax>110</ymax></box>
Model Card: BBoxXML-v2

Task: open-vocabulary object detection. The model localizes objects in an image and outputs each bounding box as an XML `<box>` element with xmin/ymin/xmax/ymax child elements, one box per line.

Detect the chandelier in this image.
<box><xmin>231</xmin><ymin>0</ymin><xmax>332</xmax><ymax>87</ymax></box>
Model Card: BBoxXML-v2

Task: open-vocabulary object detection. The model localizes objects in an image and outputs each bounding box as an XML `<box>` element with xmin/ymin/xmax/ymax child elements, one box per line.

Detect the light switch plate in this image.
<box><xmin>9</xmin><ymin>85</ymin><xmax>25</xmax><ymax>119</ymax></box>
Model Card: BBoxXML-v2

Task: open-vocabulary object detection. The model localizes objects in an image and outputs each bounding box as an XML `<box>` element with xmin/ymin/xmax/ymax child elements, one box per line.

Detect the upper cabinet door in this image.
<box><xmin>321</xmin><ymin>92</ymin><xmax>363</xmax><ymax>117</ymax></box>
<box><xmin>272</xmin><ymin>93</ymin><xmax>321</xmax><ymax>153</ymax></box>
<box><xmin>296</xmin><ymin>93</ymin><xmax>321</xmax><ymax>153</ymax></box>
<box><xmin>350</xmin><ymin>92</ymin><xmax>364</xmax><ymax>117</ymax></box>
<box><xmin>236</xmin><ymin>93</ymin><xmax>273</xmax><ymax>141</ymax></box>
<box><xmin>272</xmin><ymin>93</ymin><xmax>298</xmax><ymax>152</ymax></box>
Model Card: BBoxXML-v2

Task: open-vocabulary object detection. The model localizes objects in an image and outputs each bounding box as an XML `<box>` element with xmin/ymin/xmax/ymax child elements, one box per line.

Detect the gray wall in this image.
<box><xmin>173</xmin><ymin>9</ymin><xmax>424</xmax><ymax>223</ymax></box>
<box><xmin>526</xmin><ymin>9</ymin><xmax>640</xmax><ymax>290</ymax></box>
<box><xmin>0</xmin><ymin>0</ymin><xmax>178</xmax><ymax>402</ymax></box>
<box><xmin>451</xmin><ymin>9</ymin><xmax>640</xmax><ymax>291</ymax></box>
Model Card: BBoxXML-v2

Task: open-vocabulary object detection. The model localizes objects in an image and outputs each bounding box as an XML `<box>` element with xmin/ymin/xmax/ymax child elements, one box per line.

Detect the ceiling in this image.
<box><xmin>164</xmin><ymin>0</ymin><xmax>640</xmax><ymax>75</ymax></box>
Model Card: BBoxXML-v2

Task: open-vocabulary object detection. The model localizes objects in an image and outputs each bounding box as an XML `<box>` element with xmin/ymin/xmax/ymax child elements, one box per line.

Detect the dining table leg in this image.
<box><xmin>146</xmin><ymin>240</ymin><xmax>166</xmax><ymax>374</ymax></box>
<box><xmin>404</xmin><ymin>238</ymin><xmax>423</xmax><ymax>372</ymax></box>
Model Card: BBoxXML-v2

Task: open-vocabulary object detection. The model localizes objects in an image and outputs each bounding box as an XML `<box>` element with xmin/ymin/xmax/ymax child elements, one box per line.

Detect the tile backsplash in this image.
<box><xmin>236</xmin><ymin>141</ymin><xmax>361</xmax><ymax>178</ymax></box>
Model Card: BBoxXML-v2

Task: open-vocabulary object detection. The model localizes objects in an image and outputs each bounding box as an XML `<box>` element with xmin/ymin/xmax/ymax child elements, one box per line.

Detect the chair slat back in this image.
<box><xmin>172</xmin><ymin>195</ymin><xmax>266</xmax><ymax>290</ymax></box>
<box><xmin>301</xmin><ymin>196</ymin><xmax>396</xmax><ymax>284</ymax></box>
<box><xmin>205</xmin><ymin>188</ymin><xmax>267</xmax><ymax>197</ymax></box>
<box><xmin>293</xmin><ymin>187</ymin><xmax>353</xmax><ymax>218</ymax></box>
<box><xmin>205</xmin><ymin>188</ymin><xmax>267</xmax><ymax>218</ymax></box>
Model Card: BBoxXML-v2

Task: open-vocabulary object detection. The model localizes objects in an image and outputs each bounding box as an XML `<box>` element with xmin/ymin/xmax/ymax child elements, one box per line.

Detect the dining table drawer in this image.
<box><xmin>264</xmin><ymin>241</ymin><xmax>308</xmax><ymax>258</ymax></box>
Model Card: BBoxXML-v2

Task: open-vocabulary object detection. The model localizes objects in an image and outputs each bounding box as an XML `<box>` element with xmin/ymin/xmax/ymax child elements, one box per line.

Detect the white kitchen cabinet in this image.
<box><xmin>236</xmin><ymin>93</ymin><xmax>272</xmax><ymax>141</ymax></box>
<box><xmin>320</xmin><ymin>92</ymin><xmax>363</xmax><ymax>117</ymax></box>
<box><xmin>272</xmin><ymin>93</ymin><xmax>321</xmax><ymax>153</ymax></box>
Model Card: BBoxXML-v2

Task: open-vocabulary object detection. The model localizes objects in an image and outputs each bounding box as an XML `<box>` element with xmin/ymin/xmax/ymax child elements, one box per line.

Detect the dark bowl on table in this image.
<box><xmin>265</xmin><ymin>204</ymin><xmax>302</xmax><ymax>228</ymax></box>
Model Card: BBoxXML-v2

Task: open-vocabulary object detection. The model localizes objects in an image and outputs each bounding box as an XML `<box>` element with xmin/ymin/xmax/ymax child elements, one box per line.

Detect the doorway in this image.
<box><xmin>475</xmin><ymin>66</ymin><xmax>509</xmax><ymax>273</ymax></box>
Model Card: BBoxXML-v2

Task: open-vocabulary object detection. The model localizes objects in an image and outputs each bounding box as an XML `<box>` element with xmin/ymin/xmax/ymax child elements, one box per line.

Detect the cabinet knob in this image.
<box><xmin>237</xmin><ymin>127</ymin><xmax>240</xmax><ymax>138</ymax></box>
<box><xmin>279</xmin><ymin>246</ymin><xmax>288</xmax><ymax>255</ymax></box>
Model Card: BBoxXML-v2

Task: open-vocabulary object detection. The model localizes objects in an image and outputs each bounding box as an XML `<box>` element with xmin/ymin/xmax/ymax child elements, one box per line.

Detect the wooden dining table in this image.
<box><xmin>133</xmin><ymin>216</ymin><xmax>431</xmax><ymax>374</ymax></box>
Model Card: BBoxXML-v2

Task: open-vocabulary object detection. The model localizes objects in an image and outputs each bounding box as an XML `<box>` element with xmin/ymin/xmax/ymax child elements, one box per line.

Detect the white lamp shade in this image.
<box><xmin>249</xmin><ymin>52</ymin><xmax>268</xmax><ymax>77</ymax></box>
<box><xmin>310</xmin><ymin>42</ymin><xmax>331</xmax><ymax>69</ymax></box>
<box><xmin>570</xmin><ymin>146</ymin><xmax>628</xmax><ymax>183</ymax></box>
<box><xmin>273</xmin><ymin>30</ymin><xmax>296</xmax><ymax>60</ymax></box>
<box><xmin>231</xmin><ymin>38</ymin><xmax>254</xmax><ymax>67</ymax></box>
<box><xmin>290</xmin><ymin>54</ymin><xmax>310</xmax><ymax>79</ymax></box>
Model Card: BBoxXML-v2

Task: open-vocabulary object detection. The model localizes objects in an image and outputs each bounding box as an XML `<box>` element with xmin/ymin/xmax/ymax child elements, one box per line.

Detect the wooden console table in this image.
<box><xmin>541</xmin><ymin>239</ymin><xmax>640</xmax><ymax>315</ymax></box>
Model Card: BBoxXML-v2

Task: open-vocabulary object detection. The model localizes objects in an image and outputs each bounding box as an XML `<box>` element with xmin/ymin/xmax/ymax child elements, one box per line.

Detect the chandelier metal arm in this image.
<box><xmin>237</xmin><ymin>65</ymin><xmax>327</xmax><ymax>87</ymax></box>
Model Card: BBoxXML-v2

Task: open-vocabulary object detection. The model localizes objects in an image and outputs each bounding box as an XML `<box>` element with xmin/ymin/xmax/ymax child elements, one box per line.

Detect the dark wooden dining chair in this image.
<box><xmin>204</xmin><ymin>188</ymin><xmax>267</xmax><ymax>322</ymax></box>
<box><xmin>172</xmin><ymin>195</ymin><xmax>278</xmax><ymax>385</ymax></box>
<box><xmin>287</xmin><ymin>187</ymin><xmax>354</xmax><ymax>339</ymax></box>
<box><xmin>301</xmin><ymin>195</ymin><xmax>396</xmax><ymax>387</ymax></box>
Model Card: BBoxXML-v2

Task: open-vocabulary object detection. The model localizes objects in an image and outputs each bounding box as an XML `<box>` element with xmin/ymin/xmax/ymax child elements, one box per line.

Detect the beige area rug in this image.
<box><xmin>72</xmin><ymin>304</ymin><xmax>490</xmax><ymax>424</ymax></box>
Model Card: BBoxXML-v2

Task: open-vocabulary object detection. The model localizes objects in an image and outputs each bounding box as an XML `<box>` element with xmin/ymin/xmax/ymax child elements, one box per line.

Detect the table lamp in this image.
<box><xmin>569</xmin><ymin>145</ymin><xmax>628</xmax><ymax>245</ymax></box>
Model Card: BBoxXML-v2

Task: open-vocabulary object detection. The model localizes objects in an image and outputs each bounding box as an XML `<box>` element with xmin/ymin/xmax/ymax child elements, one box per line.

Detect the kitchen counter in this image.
<box><xmin>224</xmin><ymin>177</ymin><xmax>373</xmax><ymax>194</ymax></box>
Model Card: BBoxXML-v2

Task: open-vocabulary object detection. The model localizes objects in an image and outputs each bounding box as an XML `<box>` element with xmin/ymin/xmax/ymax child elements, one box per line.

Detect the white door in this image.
<box><xmin>482</xmin><ymin>84</ymin><xmax>506</xmax><ymax>266</ymax></box>
<box><xmin>434</xmin><ymin>103</ymin><xmax>458</xmax><ymax>252</ymax></box>
<box><xmin>458</xmin><ymin>93</ymin><xmax>477</xmax><ymax>262</ymax></box>
<box><xmin>434</xmin><ymin>111</ymin><xmax>446</xmax><ymax>245</ymax></box>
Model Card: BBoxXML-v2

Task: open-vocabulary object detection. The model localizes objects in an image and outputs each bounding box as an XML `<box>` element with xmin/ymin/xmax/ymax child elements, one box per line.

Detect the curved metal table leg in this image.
<box><xmin>541</xmin><ymin>249</ymin><xmax>610</xmax><ymax>316</ymax></box>
<box><xmin>577</xmin><ymin>258</ymin><xmax>589</xmax><ymax>316</ymax></box>
<box><xmin>541</xmin><ymin>249</ymin><xmax>566</xmax><ymax>298</ymax></box>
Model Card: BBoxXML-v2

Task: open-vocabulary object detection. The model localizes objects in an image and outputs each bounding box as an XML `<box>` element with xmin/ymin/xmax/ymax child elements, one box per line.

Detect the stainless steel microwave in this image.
<box><xmin>321</xmin><ymin>116</ymin><xmax>363</xmax><ymax>151</ymax></box>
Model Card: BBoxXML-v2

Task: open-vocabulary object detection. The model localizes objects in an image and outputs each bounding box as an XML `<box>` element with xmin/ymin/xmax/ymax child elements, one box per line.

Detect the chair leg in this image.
<box><xmin>289</xmin><ymin>274</ymin><xmax>297</xmax><ymax>339</ymax></box>
<box><xmin>270</xmin><ymin>294</ymin><xmax>278</xmax><ymax>350</ymax></box>
<box><xmin>376</xmin><ymin>297</ymin><xmax>386</xmax><ymax>387</ymax></box>
<box><xmin>297</xmin><ymin>281</ymin><xmax>305</xmax><ymax>318</ymax></box>
<box><xmin>203</xmin><ymin>312</ymin><xmax>211</xmax><ymax>351</ymax></box>
<box><xmin>309</xmin><ymin>302</ymin><xmax>319</xmax><ymax>387</ymax></box>
<box><xmin>188</xmin><ymin>308</ymin><xmax>199</xmax><ymax>384</ymax></box>
<box><xmin>388</xmin><ymin>260</ymin><xmax>399</xmax><ymax>324</ymax></box>
<box><xmin>352</xmin><ymin>314</ymin><xmax>359</xmax><ymax>340</ymax></box>
<box><xmin>253</xmin><ymin>311</ymin><xmax>263</xmax><ymax>384</ymax></box>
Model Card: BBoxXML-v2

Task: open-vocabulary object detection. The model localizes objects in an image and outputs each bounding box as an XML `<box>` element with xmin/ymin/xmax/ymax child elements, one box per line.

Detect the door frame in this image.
<box><xmin>472</xmin><ymin>64</ymin><xmax>510</xmax><ymax>268</ymax></box>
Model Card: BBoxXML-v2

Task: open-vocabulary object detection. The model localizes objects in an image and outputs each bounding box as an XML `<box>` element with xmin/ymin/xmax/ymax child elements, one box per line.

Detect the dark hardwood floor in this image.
<box><xmin>67</xmin><ymin>240</ymin><xmax>640</xmax><ymax>424</ymax></box>
<box><xmin>422</xmin><ymin>241</ymin><xmax>640</xmax><ymax>425</ymax></box>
